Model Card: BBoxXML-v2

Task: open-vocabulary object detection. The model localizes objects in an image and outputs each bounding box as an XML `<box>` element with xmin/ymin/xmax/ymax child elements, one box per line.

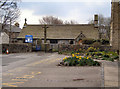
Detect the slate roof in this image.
<box><xmin>0</xmin><ymin>24</ymin><xmax>21</xmax><ymax>32</ymax></box>
<box><xmin>18</xmin><ymin>24</ymin><xmax>99</xmax><ymax>40</ymax></box>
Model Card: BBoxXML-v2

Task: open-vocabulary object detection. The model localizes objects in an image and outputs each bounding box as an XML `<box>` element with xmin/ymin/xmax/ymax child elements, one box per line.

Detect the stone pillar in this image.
<box><xmin>110</xmin><ymin>0</ymin><xmax>120</xmax><ymax>51</ymax></box>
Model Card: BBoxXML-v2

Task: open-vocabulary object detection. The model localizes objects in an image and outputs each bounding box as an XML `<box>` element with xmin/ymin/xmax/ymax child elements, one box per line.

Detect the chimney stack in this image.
<box><xmin>23</xmin><ymin>18</ymin><xmax>27</xmax><ymax>28</ymax></box>
<box><xmin>94</xmin><ymin>14</ymin><xmax>98</xmax><ymax>27</ymax></box>
<box><xmin>15</xmin><ymin>22</ymin><xmax>20</xmax><ymax>27</ymax></box>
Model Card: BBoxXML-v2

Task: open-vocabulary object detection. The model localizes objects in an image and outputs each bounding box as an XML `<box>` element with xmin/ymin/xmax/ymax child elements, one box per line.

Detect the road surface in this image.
<box><xmin>1</xmin><ymin>52</ymin><xmax>102</xmax><ymax>87</ymax></box>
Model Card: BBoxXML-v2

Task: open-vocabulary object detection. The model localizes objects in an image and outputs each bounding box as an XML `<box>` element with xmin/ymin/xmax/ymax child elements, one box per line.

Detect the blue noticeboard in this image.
<box><xmin>36</xmin><ymin>45</ymin><xmax>41</xmax><ymax>51</ymax></box>
<box><xmin>25</xmin><ymin>35</ymin><xmax>33</xmax><ymax>43</ymax></box>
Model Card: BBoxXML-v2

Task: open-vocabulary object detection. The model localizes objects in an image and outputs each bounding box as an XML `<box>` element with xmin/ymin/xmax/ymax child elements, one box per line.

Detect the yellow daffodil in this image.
<box><xmin>79</xmin><ymin>48</ymin><xmax>81</xmax><ymax>51</ymax></box>
<box><xmin>76</xmin><ymin>56</ymin><xmax>79</xmax><ymax>58</ymax></box>
<box><xmin>87</xmin><ymin>57</ymin><xmax>89</xmax><ymax>59</ymax></box>
<box><xmin>72</xmin><ymin>54</ymin><xmax>75</xmax><ymax>57</ymax></box>
<box><xmin>65</xmin><ymin>57</ymin><xmax>67</xmax><ymax>59</ymax></box>
<box><xmin>63</xmin><ymin>58</ymin><xmax>65</xmax><ymax>61</ymax></box>
<box><xmin>79</xmin><ymin>57</ymin><xmax>81</xmax><ymax>60</ymax></box>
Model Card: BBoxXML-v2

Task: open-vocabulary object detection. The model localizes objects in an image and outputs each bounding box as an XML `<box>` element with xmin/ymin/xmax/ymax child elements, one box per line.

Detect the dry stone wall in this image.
<box><xmin>1</xmin><ymin>43</ymin><xmax>32</xmax><ymax>53</ymax></box>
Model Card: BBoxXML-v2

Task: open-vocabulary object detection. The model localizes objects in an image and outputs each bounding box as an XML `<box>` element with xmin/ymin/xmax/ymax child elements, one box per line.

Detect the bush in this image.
<box><xmin>96</xmin><ymin>52</ymin><xmax>102</xmax><ymax>56</ymax></box>
<box><xmin>58</xmin><ymin>51</ymin><xmax>62</xmax><ymax>54</ymax></box>
<box><xmin>113</xmin><ymin>56</ymin><xmax>119</xmax><ymax>59</ymax></box>
<box><xmin>52</xmin><ymin>49</ymin><xmax>58</xmax><ymax>52</ymax></box>
<box><xmin>101</xmin><ymin>58</ymin><xmax>114</xmax><ymax>62</ymax></box>
<box><xmin>101</xmin><ymin>39</ymin><xmax>109</xmax><ymax>45</ymax></box>
<box><xmin>87</xmin><ymin>47</ymin><xmax>96</xmax><ymax>52</ymax></box>
<box><xmin>82</xmin><ymin>38</ymin><xmax>94</xmax><ymax>44</ymax></box>
<box><xmin>103</xmin><ymin>54</ymin><xmax>110</xmax><ymax>58</ymax></box>
<box><xmin>92</xmin><ymin>42</ymin><xmax>101</xmax><ymax>48</ymax></box>
<box><xmin>95</xmin><ymin>39</ymin><xmax>101</xmax><ymax>42</ymax></box>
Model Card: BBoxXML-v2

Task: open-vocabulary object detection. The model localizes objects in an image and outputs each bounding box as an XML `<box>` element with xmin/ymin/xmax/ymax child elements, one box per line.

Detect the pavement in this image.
<box><xmin>1</xmin><ymin>52</ymin><xmax>102</xmax><ymax>87</ymax></box>
<box><xmin>94</xmin><ymin>59</ymin><xmax>119</xmax><ymax>87</ymax></box>
<box><xmin>104</xmin><ymin>61</ymin><xmax>119</xmax><ymax>87</ymax></box>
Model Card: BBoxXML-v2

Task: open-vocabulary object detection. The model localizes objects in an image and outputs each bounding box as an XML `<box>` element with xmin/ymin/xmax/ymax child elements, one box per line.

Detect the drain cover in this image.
<box><xmin>73</xmin><ymin>78</ymin><xmax>84</xmax><ymax>81</ymax></box>
<box><xmin>2</xmin><ymin>65</ymin><xmax>6</xmax><ymax>66</ymax></box>
<box><xmin>16</xmin><ymin>77</ymin><xmax>27</xmax><ymax>79</ymax></box>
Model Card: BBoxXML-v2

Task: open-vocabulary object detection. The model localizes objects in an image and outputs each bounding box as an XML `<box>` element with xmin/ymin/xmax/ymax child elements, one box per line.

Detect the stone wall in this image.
<box><xmin>1</xmin><ymin>43</ymin><xmax>32</xmax><ymax>53</ymax></box>
<box><xmin>110</xmin><ymin>1</ymin><xmax>120</xmax><ymax>50</ymax></box>
<box><xmin>40</xmin><ymin>43</ymin><xmax>50</xmax><ymax>51</ymax></box>
<box><xmin>50</xmin><ymin>44</ymin><xmax>58</xmax><ymax>51</ymax></box>
<box><xmin>58</xmin><ymin>44</ymin><xmax>112</xmax><ymax>52</ymax></box>
<box><xmin>58</xmin><ymin>40</ymin><xmax>70</xmax><ymax>44</ymax></box>
<box><xmin>119</xmin><ymin>1</ymin><xmax>120</xmax><ymax>52</ymax></box>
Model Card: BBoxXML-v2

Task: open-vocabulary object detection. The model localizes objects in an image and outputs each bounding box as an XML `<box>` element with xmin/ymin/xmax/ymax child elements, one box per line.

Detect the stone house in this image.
<box><xmin>0</xmin><ymin>32</ymin><xmax>9</xmax><ymax>44</ymax></box>
<box><xmin>17</xmin><ymin>22</ymin><xmax>99</xmax><ymax>50</ymax></box>
<box><xmin>0</xmin><ymin>23</ymin><xmax>21</xmax><ymax>43</ymax></box>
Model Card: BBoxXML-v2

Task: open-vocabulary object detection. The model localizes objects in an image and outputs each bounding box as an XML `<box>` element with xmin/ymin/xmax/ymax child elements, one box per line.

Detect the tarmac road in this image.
<box><xmin>1</xmin><ymin>52</ymin><xmax>102</xmax><ymax>87</ymax></box>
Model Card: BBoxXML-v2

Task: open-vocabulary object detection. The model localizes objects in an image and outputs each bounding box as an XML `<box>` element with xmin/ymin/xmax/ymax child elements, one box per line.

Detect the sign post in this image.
<box><xmin>25</xmin><ymin>35</ymin><xmax>33</xmax><ymax>43</ymax></box>
<box><xmin>42</xmin><ymin>25</ymin><xmax>49</xmax><ymax>52</ymax></box>
<box><xmin>25</xmin><ymin>35</ymin><xmax>33</xmax><ymax>52</ymax></box>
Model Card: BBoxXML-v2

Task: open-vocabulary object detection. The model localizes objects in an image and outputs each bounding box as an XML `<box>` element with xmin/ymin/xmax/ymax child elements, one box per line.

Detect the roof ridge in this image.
<box><xmin>26</xmin><ymin>24</ymin><xmax>94</xmax><ymax>26</ymax></box>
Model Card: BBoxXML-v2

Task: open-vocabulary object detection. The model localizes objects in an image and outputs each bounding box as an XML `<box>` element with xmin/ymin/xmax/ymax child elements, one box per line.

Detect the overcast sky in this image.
<box><xmin>18</xmin><ymin>0</ymin><xmax>112</xmax><ymax>28</ymax></box>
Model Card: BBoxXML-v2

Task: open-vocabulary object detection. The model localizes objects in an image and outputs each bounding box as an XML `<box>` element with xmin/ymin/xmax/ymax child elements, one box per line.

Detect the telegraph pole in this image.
<box><xmin>0</xmin><ymin>16</ymin><xmax>2</xmax><ymax>36</ymax></box>
<box><xmin>42</xmin><ymin>25</ymin><xmax>49</xmax><ymax>52</ymax></box>
<box><xmin>9</xmin><ymin>18</ymin><xmax>11</xmax><ymax>43</ymax></box>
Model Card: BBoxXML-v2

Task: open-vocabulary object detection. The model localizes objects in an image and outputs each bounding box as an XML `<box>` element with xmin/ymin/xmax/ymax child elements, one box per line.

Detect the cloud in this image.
<box><xmin>22</xmin><ymin>0</ymin><xmax>111</xmax><ymax>2</ymax></box>
<box><xmin>18</xmin><ymin>1</ymin><xmax>111</xmax><ymax>28</ymax></box>
<box><xmin>20</xmin><ymin>2</ymin><xmax>111</xmax><ymax>16</ymax></box>
<box><xmin>18</xmin><ymin>9</ymin><xmax>42</xmax><ymax>28</ymax></box>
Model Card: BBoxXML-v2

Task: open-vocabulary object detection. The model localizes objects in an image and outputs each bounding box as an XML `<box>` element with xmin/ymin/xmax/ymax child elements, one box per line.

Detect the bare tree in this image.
<box><xmin>88</xmin><ymin>14</ymin><xmax>111</xmax><ymax>39</ymax></box>
<box><xmin>64</xmin><ymin>20</ymin><xmax>78</xmax><ymax>24</ymax></box>
<box><xmin>39</xmin><ymin>16</ymin><xmax>78</xmax><ymax>25</ymax></box>
<box><xmin>39</xmin><ymin>16</ymin><xmax>63</xmax><ymax>25</ymax></box>
<box><xmin>98</xmin><ymin>14</ymin><xmax>110</xmax><ymax>26</ymax></box>
<box><xmin>0</xmin><ymin>0</ymin><xmax>20</xmax><ymax>32</ymax></box>
<box><xmin>98</xmin><ymin>14</ymin><xmax>111</xmax><ymax>39</ymax></box>
<box><xmin>88</xmin><ymin>19</ymin><xmax>94</xmax><ymax>24</ymax></box>
<box><xmin>0</xmin><ymin>0</ymin><xmax>7</xmax><ymax>8</ymax></box>
<box><xmin>88</xmin><ymin>14</ymin><xmax>111</xmax><ymax>26</ymax></box>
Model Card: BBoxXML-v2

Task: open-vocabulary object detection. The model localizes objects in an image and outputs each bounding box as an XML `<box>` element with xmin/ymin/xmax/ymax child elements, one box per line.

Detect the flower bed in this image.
<box><xmin>86</xmin><ymin>51</ymin><xmax>119</xmax><ymax>62</ymax></box>
<box><xmin>60</xmin><ymin>53</ymin><xmax>100</xmax><ymax>66</ymax></box>
<box><xmin>59</xmin><ymin>47</ymin><xmax>119</xmax><ymax>66</ymax></box>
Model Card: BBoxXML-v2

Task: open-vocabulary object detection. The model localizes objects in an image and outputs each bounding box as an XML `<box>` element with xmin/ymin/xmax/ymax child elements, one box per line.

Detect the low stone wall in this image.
<box><xmin>50</xmin><ymin>44</ymin><xmax>58</xmax><ymax>51</ymax></box>
<box><xmin>1</xmin><ymin>43</ymin><xmax>32</xmax><ymax>53</ymax></box>
<box><xmin>99</xmin><ymin>45</ymin><xmax>112</xmax><ymax>51</ymax></box>
<box><xmin>40</xmin><ymin>43</ymin><xmax>50</xmax><ymax>51</ymax></box>
<box><xmin>58</xmin><ymin>44</ymin><xmax>112</xmax><ymax>52</ymax></box>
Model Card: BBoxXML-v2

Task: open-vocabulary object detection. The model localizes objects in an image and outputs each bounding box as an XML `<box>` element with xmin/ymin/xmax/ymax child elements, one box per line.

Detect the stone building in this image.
<box><xmin>18</xmin><ymin>24</ymin><xmax>99</xmax><ymax>43</ymax></box>
<box><xmin>0</xmin><ymin>23</ymin><xmax>21</xmax><ymax>43</ymax></box>
<box><xmin>17</xmin><ymin>15</ymin><xmax>99</xmax><ymax>50</ymax></box>
<box><xmin>110</xmin><ymin>0</ymin><xmax>120</xmax><ymax>51</ymax></box>
<box><xmin>0</xmin><ymin>32</ymin><xmax>9</xmax><ymax>44</ymax></box>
